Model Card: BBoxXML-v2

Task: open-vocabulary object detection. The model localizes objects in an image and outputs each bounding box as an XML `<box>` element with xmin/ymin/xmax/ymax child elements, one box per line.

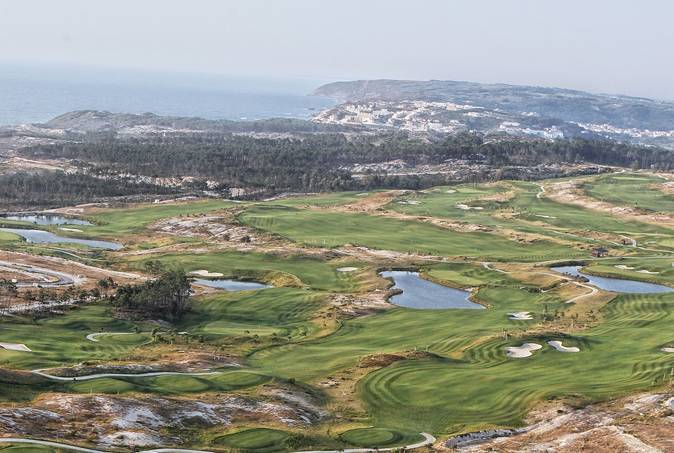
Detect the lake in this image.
<box><xmin>380</xmin><ymin>271</ymin><xmax>484</xmax><ymax>309</ymax></box>
<box><xmin>551</xmin><ymin>266</ymin><xmax>673</xmax><ymax>294</ymax></box>
<box><xmin>0</xmin><ymin>228</ymin><xmax>122</xmax><ymax>250</ymax></box>
<box><xmin>1</xmin><ymin>214</ymin><xmax>92</xmax><ymax>226</ymax></box>
<box><xmin>192</xmin><ymin>278</ymin><xmax>270</xmax><ymax>291</ymax></box>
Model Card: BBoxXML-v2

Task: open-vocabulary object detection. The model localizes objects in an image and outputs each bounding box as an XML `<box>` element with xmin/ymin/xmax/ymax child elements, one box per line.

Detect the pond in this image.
<box><xmin>551</xmin><ymin>266</ymin><xmax>673</xmax><ymax>294</ymax></box>
<box><xmin>1</xmin><ymin>214</ymin><xmax>92</xmax><ymax>226</ymax></box>
<box><xmin>0</xmin><ymin>228</ymin><xmax>122</xmax><ymax>250</ymax></box>
<box><xmin>379</xmin><ymin>271</ymin><xmax>484</xmax><ymax>309</ymax></box>
<box><xmin>192</xmin><ymin>278</ymin><xmax>271</xmax><ymax>291</ymax></box>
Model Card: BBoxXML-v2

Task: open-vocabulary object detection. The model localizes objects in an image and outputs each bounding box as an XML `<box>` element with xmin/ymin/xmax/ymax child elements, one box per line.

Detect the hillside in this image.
<box><xmin>313</xmin><ymin>80</ymin><xmax>674</xmax><ymax>148</ymax></box>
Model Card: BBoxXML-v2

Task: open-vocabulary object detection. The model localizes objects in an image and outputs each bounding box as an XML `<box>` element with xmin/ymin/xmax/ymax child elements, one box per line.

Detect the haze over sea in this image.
<box><xmin>0</xmin><ymin>63</ymin><xmax>334</xmax><ymax>126</ymax></box>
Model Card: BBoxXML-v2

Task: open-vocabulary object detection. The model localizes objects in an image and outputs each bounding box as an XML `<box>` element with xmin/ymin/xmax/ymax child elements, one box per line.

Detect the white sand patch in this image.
<box><xmin>356</xmin><ymin>193</ymin><xmax>369</xmax><ymax>196</ymax></box>
<box><xmin>58</xmin><ymin>227</ymin><xmax>83</xmax><ymax>232</ymax></box>
<box><xmin>547</xmin><ymin>340</ymin><xmax>580</xmax><ymax>353</ymax></box>
<box><xmin>506</xmin><ymin>343</ymin><xmax>542</xmax><ymax>358</ymax></box>
<box><xmin>86</xmin><ymin>332</ymin><xmax>136</xmax><ymax>342</ymax></box>
<box><xmin>637</xmin><ymin>269</ymin><xmax>660</xmax><ymax>274</ymax></box>
<box><xmin>615</xmin><ymin>265</ymin><xmax>635</xmax><ymax>270</ymax></box>
<box><xmin>508</xmin><ymin>311</ymin><xmax>533</xmax><ymax>320</ymax></box>
<box><xmin>397</xmin><ymin>200</ymin><xmax>421</xmax><ymax>205</ymax></box>
<box><xmin>189</xmin><ymin>269</ymin><xmax>224</xmax><ymax>278</ymax></box>
<box><xmin>0</xmin><ymin>342</ymin><xmax>32</xmax><ymax>352</ymax></box>
<box><xmin>456</xmin><ymin>204</ymin><xmax>483</xmax><ymax>210</ymax></box>
<box><xmin>661</xmin><ymin>347</ymin><xmax>674</xmax><ymax>353</ymax></box>
<box><xmin>446</xmin><ymin>189</ymin><xmax>457</xmax><ymax>193</ymax></box>
<box><xmin>535</xmin><ymin>214</ymin><xmax>557</xmax><ymax>219</ymax></box>
<box><xmin>336</xmin><ymin>267</ymin><xmax>359</xmax><ymax>272</ymax></box>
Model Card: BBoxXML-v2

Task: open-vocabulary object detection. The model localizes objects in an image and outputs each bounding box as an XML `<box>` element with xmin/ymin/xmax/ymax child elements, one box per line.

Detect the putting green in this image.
<box><xmin>213</xmin><ymin>428</ymin><xmax>291</xmax><ymax>452</ymax></box>
<box><xmin>339</xmin><ymin>427</ymin><xmax>421</xmax><ymax>447</ymax></box>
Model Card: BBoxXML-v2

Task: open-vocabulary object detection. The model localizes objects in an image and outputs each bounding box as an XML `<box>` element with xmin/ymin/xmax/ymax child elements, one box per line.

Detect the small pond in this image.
<box><xmin>193</xmin><ymin>278</ymin><xmax>271</xmax><ymax>291</ymax></box>
<box><xmin>0</xmin><ymin>228</ymin><xmax>122</xmax><ymax>250</ymax></box>
<box><xmin>379</xmin><ymin>271</ymin><xmax>484</xmax><ymax>309</ymax></box>
<box><xmin>552</xmin><ymin>266</ymin><xmax>673</xmax><ymax>294</ymax></box>
<box><xmin>1</xmin><ymin>214</ymin><xmax>92</xmax><ymax>226</ymax></box>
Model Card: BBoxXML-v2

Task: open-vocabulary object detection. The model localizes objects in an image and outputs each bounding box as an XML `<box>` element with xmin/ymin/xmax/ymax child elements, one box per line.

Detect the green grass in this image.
<box><xmin>66</xmin><ymin>370</ymin><xmax>271</xmax><ymax>395</ymax></box>
<box><xmin>213</xmin><ymin>428</ymin><xmax>292</xmax><ymax>452</ymax></box>
<box><xmin>133</xmin><ymin>251</ymin><xmax>360</xmax><ymax>292</ymax></box>
<box><xmin>339</xmin><ymin>428</ymin><xmax>422</xmax><ymax>447</ymax></box>
<box><xmin>584</xmin><ymin>173</ymin><xmax>674</xmax><ymax>213</ymax></box>
<box><xmin>240</xmin><ymin>205</ymin><xmax>583</xmax><ymax>262</ymax></box>
<box><xmin>0</xmin><ymin>305</ymin><xmax>147</xmax><ymax>370</ymax></box>
<box><xmin>59</xmin><ymin>199</ymin><xmax>234</xmax><ymax>240</ymax></box>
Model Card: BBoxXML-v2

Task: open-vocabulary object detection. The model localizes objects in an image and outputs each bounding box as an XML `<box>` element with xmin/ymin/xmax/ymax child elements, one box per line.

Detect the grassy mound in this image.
<box><xmin>339</xmin><ymin>427</ymin><xmax>421</xmax><ymax>447</ymax></box>
<box><xmin>213</xmin><ymin>428</ymin><xmax>291</xmax><ymax>452</ymax></box>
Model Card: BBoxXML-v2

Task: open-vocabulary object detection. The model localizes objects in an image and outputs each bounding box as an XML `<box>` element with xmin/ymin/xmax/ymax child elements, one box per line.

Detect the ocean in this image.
<box><xmin>0</xmin><ymin>63</ymin><xmax>335</xmax><ymax>126</ymax></box>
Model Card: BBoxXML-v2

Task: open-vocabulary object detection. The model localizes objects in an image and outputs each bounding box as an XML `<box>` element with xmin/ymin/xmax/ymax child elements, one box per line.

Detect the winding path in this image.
<box><xmin>0</xmin><ymin>438</ymin><xmax>215</xmax><ymax>453</ymax></box>
<box><xmin>295</xmin><ymin>432</ymin><xmax>436</xmax><ymax>453</ymax></box>
<box><xmin>0</xmin><ymin>434</ymin><xmax>436</xmax><ymax>453</ymax></box>
<box><xmin>30</xmin><ymin>370</ymin><xmax>221</xmax><ymax>382</ymax></box>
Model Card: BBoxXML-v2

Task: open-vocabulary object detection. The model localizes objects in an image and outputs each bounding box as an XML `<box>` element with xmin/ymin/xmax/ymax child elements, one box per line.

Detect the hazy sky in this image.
<box><xmin>1</xmin><ymin>0</ymin><xmax>674</xmax><ymax>99</ymax></box>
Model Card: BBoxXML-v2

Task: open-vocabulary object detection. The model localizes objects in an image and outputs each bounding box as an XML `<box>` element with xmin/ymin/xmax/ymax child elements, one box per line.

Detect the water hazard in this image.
<box><xmin>552</xmin><ymin>266</ymin><xmax>672</xmax><ymax>294</ymax></box>
<box><xmin>380</xmin><ymin>271</ymin><xmax>484</xmax><ymax>309</ymax></box>
<box><xmin>0</xmin><ymin>228</ymin><xmax>122</xmax><ymax>250</ymax></box>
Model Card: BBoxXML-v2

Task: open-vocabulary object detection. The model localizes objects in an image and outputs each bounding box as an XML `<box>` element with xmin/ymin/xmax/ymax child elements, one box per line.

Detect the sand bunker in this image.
<box><xmin>661</xmin><ymin>347</ymin><xmax>674</xmax><ymax>353</ymax></box>
<box><xmin>456</xmin><ymin>204</ymin><xmax>484</xmax><ymax>210</ymax></box>
<box><xmin>547</xmin><ymin>340</ymin><xmax>580</xmax><ymax>353</ymax></box>
<box><xmin>637</xmin><ymin>270</ymin><xmax>660</xmax><ymax>274</ymax></box>
<box><xmin>188</xmin><ymin>269</ymin><xmax>224</xmax><ymax>278</ymax></box>
<box><xmin>58</xmin><ymin>227</ymin><xmax>83</xmax><ymax>232</ymax></box>
<box><xmin>508</xmin><ymin>312</ymin><xmax>533</xmax><ymax>320</ymax></box>
<box><xmin>397</xmin><ymin>200</ymin><xmax>421</xmax><ymax>205</ymax></box>
<box><xmin>535</xmin><ymin>214</ymin><xmax>557</xmax><ymax>219</ymax></box>
<box><xmin>446</xmin><ymin>189</ymin><xmax>457</xmax><ymax>193</ymax></box>
<box><xmin>0</xmin><ymin>342</ymin><xmax>32</xmax><ymax>352</ymax></box>
<box><xmin>86</xmin><ymin>332</ymin><xmax>136</xmax><ymax>342</ymax></box>
<box><xmin>506</xmin><ymin>343</ymin><xmax>542</xmax><ymax>358</ymax></box>
<box><xmin>336</xmin><ymin>267</ymin><xmax>359</xmax><ymax>272</ymax></box>
<box><xmin>615</xmin><ymin>265</ymin><xmax>635</xmax><ymax>270</ymax></box>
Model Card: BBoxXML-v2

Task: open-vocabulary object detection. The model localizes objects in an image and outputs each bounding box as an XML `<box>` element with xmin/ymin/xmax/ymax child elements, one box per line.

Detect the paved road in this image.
<box><xmin>295</xmin><ymin>432</ymin><xmax>436</xmax><ymax>453</ymax></box>
<box><xmin>31</xmin><ymin>369</ymin><xmax>221</xmax><ymax>382</ymax></box>
<box><xmin>0</xmin><ymin>438</ymin><xmax>216</xmax><ymax>453</ymax></box>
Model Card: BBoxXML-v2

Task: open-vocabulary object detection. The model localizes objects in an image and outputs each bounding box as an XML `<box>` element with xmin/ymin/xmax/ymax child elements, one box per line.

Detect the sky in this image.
<box><xmin>1</xmin><ymin>0</ymin><xmax>674</xmax><ymax>99</ymax></box>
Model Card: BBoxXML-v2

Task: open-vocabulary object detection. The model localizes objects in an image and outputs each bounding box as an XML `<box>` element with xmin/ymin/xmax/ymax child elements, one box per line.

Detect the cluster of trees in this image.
<box><xmin>16</xmin><ymin>132</ymin><xmax>674</xmax><ymax>200</ymax></box>
<box><xmin>0</xmin><ymin>171</ymin><xmax>177</xmax><ymax>209</ymax></box>
<box><xmin>110</xmin><ymin>270</ymin><xmax>191</xmax><ymax>321</ymax></box>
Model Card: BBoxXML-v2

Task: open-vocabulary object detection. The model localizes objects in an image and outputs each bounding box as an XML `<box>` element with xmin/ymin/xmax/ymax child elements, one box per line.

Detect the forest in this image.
<box><xmin>10</xmin><ymin>132</ymin><xmax>674</xmax><ymax>202</ymax></box>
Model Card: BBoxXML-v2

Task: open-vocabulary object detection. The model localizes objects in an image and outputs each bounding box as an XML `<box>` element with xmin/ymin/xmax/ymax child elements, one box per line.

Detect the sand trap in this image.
<box><xmin>397</xmin><ymin>200</ymin><xmax>421</xmax><ymax>205</ymax></box>
<box><xmin>356</xmin><ymin>192</ymin><xmax>369</xmax><ymax>196</ymax></box>
<box><xmin>637</xmin><ymin>269</ymin><xmax>660</xmax><ymax>274</ymax></box>
<box><xmin>58</xmin><ymin>227</ymin><xmax>83</xmax><ymax>232</ymax></box>
<box><xmin>506</xmin><ymin>343</ymin><xmax>542</xmax><ymax>358</ymax></box>
<box><xmin>86</xmin><ymin>332</ymin><xmax>136</xmax><ymax>342</ymax></box>
<box><xmin>189</xmin><ymin>269</ymin><xmax>224</xmax><ymax>278</ymax></box>
<box><xmin>456</xmin><ymin>204</ymin><xmax>483</xmax><ymax>210</ymax></box>
<box><xmin>615</xmin><ymin>265</ymin><xmax>635</xmax><ymax>270</ymax></box>
<box><xmin>547</xmin><ymin>340</ymin><xmax>580</xmax><ymax>353</ymax></box>
<box><xmin>508</xmin><ymin>312</ymin><xmax>533</xmax><ymax>320</ymax></box>
<box><xmin>336</xmin><ymin>267</ymin><xmax>359</xmax><ymax>272</ymax></box>
<box><xmin>446</xmin><ymin>189</ymin><xmax>457</xmax><ymax>193</ymax></box>
<box><xmin>661</xmin><ymin>347</ymin><xmax>674</xmax><ymax>353</ymax></box>
<box><xmin>535</xmin><ymin>214</ymin><xmax>557</xmax><ymax>219</ymax></box>
<box><xmin>0</xmin><ymin>342</ymin><xmax>32</xmax><ymax>352</ymax></box>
